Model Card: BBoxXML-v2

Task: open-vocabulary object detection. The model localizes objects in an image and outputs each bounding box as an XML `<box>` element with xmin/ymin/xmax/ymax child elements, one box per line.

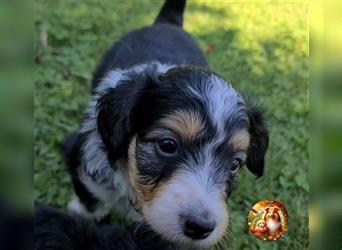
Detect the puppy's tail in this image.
<box><xmin>154</xmin><ymin>0</ymin><xmax>186</xmax><ymax>27</ymax></box>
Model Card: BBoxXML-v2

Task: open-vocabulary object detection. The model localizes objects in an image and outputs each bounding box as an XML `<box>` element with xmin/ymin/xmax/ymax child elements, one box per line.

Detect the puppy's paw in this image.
<box><xmin>67</xmin><ymin>197</ymin><xmax>89</xmax><ymax>217</ymax></box>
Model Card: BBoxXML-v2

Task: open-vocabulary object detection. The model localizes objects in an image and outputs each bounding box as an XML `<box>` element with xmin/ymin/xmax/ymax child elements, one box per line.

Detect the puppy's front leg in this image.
<box><xmin>62</xmin><ymin>133</ymin><xmax>112</xmax><ymax>222</ymax></box>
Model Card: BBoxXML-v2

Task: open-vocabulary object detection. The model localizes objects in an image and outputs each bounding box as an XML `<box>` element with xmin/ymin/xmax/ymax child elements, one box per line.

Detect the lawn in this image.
<box><xmin>34</xmin><ymin>1</ymin><xmax>308</xmax><ymax>249</ymax></box>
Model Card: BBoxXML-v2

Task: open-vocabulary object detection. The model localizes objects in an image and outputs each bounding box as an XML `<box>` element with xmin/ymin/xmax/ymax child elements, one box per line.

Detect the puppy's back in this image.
<box><xmin>92</xmin><ymin>0</ymin><xmax>207</xmax><ymax>90</ymax></box>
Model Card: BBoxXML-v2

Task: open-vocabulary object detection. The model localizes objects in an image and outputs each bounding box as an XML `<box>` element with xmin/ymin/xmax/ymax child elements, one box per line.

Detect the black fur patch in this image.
<box><xmin>245</xmin><ymin>100</ymin><xmax>269</xmax><ymax>177</ymax></box>
<box><xmin>34</xmin><ymin>202</ymin><xmax>176</xmax><ymax>250</ymax></box>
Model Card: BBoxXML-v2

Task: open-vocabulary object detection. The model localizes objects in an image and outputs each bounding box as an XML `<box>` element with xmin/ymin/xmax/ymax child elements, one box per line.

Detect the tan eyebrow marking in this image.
<box><xmin>229</xmin><ymin>129</ymin><xmax>250</xmax><ymax>152</ymax></box>
<box><xmin>158</xmin><ymin>110</ymin><xmax>205</xmax><ymax>142</ymax></box>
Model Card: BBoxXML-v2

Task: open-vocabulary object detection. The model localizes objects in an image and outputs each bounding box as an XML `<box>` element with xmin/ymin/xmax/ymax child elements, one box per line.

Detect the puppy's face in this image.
<box><xmin>97</xmin><ymin>66</ymin><xmax>268</xmax><ymax>248</ymax></box>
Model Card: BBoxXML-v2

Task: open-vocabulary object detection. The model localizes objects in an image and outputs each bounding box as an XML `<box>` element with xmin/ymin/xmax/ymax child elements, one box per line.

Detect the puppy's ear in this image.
<box><xmin>96</xmin><ymin>74</ymin><xmax>155</xmax><ymax>163</ymax></box>
<box><xmin>245</xmin><ymin>100</ymin><xmax>269</xmax><ymax>177</ymax></box>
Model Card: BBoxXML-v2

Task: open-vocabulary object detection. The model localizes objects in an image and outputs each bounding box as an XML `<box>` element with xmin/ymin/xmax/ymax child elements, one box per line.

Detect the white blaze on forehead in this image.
<box><xmin>188</xmin><ymin>143</ymin><xmax>226</xmax><ymax>189</ymax></box>
<box><xmin>187</xmin><ymin>75</ymin><xmax>244</xmax><ymax>133</ymax></box>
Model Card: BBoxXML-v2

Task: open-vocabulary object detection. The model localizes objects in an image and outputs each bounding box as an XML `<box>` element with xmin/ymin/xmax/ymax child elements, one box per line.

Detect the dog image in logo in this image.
<box><xmin>265</xmin><ymin>206</ymin><xmax>282</xmax><ymax>234</ymax></box>
<box><xmin>248</xmin><ymin>200</ymin><xmax>288</xmax><ymax>241</ymax></box>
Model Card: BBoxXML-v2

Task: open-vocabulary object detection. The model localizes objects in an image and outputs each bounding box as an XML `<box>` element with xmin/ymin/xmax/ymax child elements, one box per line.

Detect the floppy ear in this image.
<box><xmin>96</xmin><ymin>73</ymin><xmax>155</xmax><ymax>163</ymax></box>
<box><xmin>245</xmin><ymin>101</ymin><xmax>269</xmax><ymax>177</ymax></box>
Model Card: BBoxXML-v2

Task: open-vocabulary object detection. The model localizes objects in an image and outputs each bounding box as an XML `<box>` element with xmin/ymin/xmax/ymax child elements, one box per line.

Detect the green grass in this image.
<box><xmin>34</xmin><ymin>1</ymin><xmax>308</xmax><ymax>249</ymax></box>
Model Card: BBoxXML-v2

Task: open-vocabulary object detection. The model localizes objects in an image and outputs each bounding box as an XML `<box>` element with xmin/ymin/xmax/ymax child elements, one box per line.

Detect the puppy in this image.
<box><xmin>63</xmin><ymin>0</ymin><xmax>269</xmax><ymax>248</ymax></box>
<box><xmin>34</xmin><ymin>202</ymin><xmax>175</xmax><ymax>250</ymax></box>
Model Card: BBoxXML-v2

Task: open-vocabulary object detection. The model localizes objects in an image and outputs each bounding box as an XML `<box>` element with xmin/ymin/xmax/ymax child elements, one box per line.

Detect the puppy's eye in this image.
<box><xmin>231</xmin><ymin>158</ymin><xmax>243</xmax><ymax>173</ymax></box>
<box><xmin>156</xmin><ymin>139</ymin><xmax>178</xmax><ymax>156</ymax></box>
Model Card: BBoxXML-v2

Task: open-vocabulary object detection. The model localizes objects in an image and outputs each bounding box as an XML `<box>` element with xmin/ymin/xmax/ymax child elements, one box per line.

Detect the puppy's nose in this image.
<box><xmin>183</xmin><ymin>217</ymin><xmax>216</xmax><ymax>240</ymax></box>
